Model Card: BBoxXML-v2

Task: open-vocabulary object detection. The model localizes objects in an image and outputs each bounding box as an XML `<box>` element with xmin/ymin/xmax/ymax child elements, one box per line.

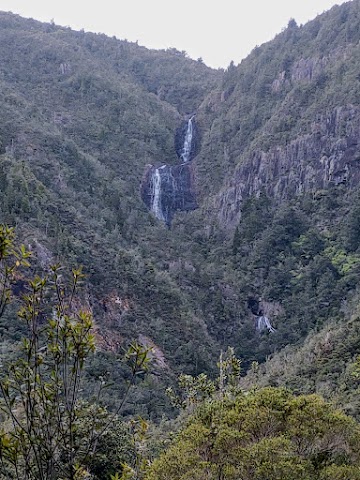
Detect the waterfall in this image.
<box><xmin>144</xmin><ymin>115</ymin><xmax>197</xmax><ymax>225</ymax></box>
<box><xmin>180</xmin><ymin>116</ymin><xmax>194</xmax><ymax>163</ymax></box>
<box><xmin>256</xmin><ymin>316</ymin><xmax>276</xmax><ymax>333</ymax></box>
<box><xmin>150</xmin><ymin>168</ymin><xmax>165</xmax><ymax>221</ymax></box>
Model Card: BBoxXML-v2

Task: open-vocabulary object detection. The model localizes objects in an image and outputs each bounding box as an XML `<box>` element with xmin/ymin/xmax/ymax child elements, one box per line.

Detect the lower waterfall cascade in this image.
<box><xmin>150</xmin><ymin>167</ymin><xmax>166</xmax><ymax>222</ymax></box>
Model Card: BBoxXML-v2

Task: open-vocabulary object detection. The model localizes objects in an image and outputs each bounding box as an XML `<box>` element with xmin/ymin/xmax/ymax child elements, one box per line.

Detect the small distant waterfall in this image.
<box><xmin>256</xmin><ymin>316</ymin><xmax>276</xmax><ymax>333</ymax></box>
<box><xmin>180</xmin><ymin>116</ymin><xmax>194</xmax><ymax>163</ymax></box>
<box><xmin>150</xmin><ymin>167</ymin><xmax>165</xmax><ymax>221</ymax></box>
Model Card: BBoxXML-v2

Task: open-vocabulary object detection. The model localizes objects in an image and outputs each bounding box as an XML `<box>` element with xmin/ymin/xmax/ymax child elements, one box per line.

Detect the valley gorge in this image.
<box><xmin>1</xmin><ymin>4</ymin><xmax>360</xmax><ymax>477</ymax></box>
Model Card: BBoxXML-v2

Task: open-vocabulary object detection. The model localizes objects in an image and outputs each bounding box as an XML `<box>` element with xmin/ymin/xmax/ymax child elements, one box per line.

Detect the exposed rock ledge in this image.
<box><xmin>218</xmin><ymin>105</ymin><xmax>360</xmax><ymax>228</ymax></box>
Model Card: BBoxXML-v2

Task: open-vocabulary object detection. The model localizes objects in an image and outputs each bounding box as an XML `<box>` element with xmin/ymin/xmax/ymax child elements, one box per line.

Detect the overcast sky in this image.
<box><xmin>0</xmin><ymin>0</ymin><xmax>349</xmax><ymax>68</ymax></box>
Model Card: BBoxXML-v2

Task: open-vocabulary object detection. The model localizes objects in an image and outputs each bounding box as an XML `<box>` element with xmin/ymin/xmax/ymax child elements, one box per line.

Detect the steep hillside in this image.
<box><xmin>185</xmin><ymin>0</ymin><xmax>360</xmax><ymax>366</ymax></box>
<box><xmin>0</xmin><ymin>12</ymin><xmax>223</xmax><ymax>415</ymax></box>
<box><xmin>195</xmin><ymin>0</ymin><xmax>360</xmax><ymax>202</ymax></box>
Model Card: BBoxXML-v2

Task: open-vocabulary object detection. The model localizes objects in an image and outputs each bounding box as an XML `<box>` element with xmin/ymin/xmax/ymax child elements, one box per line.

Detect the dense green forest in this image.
<box><xmin>2</xmin><ymin>0</ymin><xmax>360</xmax><ymax>478</ymax></box>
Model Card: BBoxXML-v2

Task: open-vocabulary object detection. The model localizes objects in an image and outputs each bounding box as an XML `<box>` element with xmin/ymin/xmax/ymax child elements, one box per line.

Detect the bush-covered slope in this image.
<box><xmin>0</xmin><ymin>12</ymin><xmax>222</xmax><ymax>414</ymax></box>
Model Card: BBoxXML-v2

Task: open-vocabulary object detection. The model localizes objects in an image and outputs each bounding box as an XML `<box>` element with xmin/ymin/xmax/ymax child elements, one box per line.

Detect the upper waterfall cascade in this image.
<box><xmin>180</xmin><ymin>116</ymin><xmax>195</xmax><ymax>163</ymax></box>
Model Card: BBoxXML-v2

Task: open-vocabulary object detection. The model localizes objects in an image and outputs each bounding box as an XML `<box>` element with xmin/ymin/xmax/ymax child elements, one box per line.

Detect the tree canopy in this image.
<box><xmin>147</xmin><ymin>387</ymin><xmax>360</xmax><ymax>480</ymax></box>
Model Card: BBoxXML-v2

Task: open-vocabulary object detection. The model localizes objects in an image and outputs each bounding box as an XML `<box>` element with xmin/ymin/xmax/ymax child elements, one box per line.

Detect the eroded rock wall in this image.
<box><xmin>218</xmin><ymin>105</ymin><xmax>360</xmax><ymax>227</ymax></box>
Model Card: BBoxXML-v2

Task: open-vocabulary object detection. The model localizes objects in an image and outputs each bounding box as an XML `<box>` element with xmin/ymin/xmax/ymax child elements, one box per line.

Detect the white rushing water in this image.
<box><xmin>256</xmin><ymin>316</ymin><xmax>276</xmax><ymax>333</ymax></box>
<box><xmin>150</xmin><ymin>168</ymin><xmax>165</xmax><ymax>221</ymax></box>
<box><xmin>150</xmin><ymin>117</ymin><xmax>195</xmax><ymax>222</ymax></box>
<box><xmin>180</xmin><ymin>116</ymin><xmax>194</xmax><ymax>163</ymax></box>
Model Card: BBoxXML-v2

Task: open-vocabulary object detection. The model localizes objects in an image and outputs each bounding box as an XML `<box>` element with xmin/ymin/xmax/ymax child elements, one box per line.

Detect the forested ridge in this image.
<box><xmin>2</xmin><ymin>1</ymin><xmax>360</xmax><ymax>478</ymax></box>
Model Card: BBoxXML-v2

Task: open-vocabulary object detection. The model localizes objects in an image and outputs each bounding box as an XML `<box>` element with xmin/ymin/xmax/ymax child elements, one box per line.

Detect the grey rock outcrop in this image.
<box><xmin>218</xmin><ymin>105</ymin><xmax>360</xmax><ymax>227</ymax></box>
<box><xmin>271</xmin><ymin>47</ymin><xmax>351</xmax><ymax>93</ymax></box>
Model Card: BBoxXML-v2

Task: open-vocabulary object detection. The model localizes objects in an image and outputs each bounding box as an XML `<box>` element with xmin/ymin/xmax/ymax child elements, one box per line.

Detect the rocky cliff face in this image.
<box><xmin>271</xmin><ymin>47</ymin><xmax>351</xmax><ymax>93</ymax></box>
<box><xmin>218</xmin><ymin>105</ymin><xmax>360</xmax><ymax>227</ymax></box>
